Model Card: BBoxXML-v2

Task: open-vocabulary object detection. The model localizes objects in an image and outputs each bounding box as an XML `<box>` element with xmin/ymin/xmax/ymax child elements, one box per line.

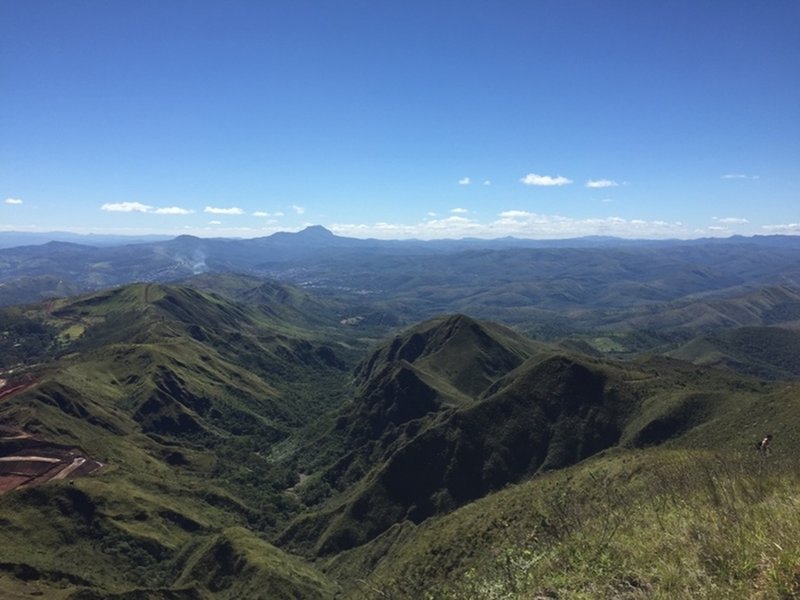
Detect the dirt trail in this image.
<box><xmin>51</xmin><ymin>457</ymin><xmax>87</xmax><ymax>480</ymax></box>
<box><xmin>0</xmin><ymin>456</ymin><xmax>61</xmax><ymax>463</ymax></box>
<box><xmin>0</xmin><ymin>382</ymin><xmax>34</xmax><ymax>402</ymax></box>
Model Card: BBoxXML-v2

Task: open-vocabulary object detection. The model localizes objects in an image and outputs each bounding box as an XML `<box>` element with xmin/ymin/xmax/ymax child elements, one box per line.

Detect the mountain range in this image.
<box><xmin>3</xmin><ymin>228</ymin><xmax>800</xmax><ymax>308</ymax></box>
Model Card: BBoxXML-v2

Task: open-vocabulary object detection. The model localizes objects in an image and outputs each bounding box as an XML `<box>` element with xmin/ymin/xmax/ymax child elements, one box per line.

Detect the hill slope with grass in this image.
<box><xmin>0</xmin><ymin>281</ymin><xmax>364</xmax><ymax>599</ymax></box>
<box><xmin>3</xmin><ymin>280</ymin><xmax>800</xmax><ymax>598</ymax></box>
<box><xmin>281</xmin><ymin>351</ymin><xmax>641</xmax><ymax>556</ymax></box>
<box><xmin>667</xmin><ymin>326</ymin><xmax>800</xmax><ymax>380</ymax></box>
<box><xmin>316</xmin><ymin>366</ymin><xmax>800</xmax><ymax>599</ymax></box>
<box><xmin>277</xmin><ymin>320</ymin><xmax>796</xmax><ymax>570</ymax></box>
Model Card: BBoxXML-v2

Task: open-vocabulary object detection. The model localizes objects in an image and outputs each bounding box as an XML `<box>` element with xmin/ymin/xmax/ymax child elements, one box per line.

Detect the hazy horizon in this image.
<box><xmin>3</xmin><ymin>223</ymin><xmax>800</xmax><ymax>245</ymax></box>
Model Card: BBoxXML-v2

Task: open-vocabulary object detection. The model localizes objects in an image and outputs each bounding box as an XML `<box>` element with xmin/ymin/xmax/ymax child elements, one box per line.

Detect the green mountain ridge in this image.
<box><xmin>667</xmin><ymin>325</ymin><xmax>800</xmax><ymax>380</ymax></box>
<box><xmin>283</xmin><ymin>352</ymin><xmax>638</xmax><ymax>556</ymax></box>
<box><xmin>278</xmin><ymin>319</ymin><xmax>782</xmax><ymax>563</ymax></box>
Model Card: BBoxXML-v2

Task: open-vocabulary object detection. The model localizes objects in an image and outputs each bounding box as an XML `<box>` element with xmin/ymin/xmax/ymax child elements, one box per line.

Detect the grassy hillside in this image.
<box><xmin>0</xmin><ymin>280</ymin><xmax>364</xmax><ymax>598</ymax></box>
<box><xmin>355</xmin><ymin>314</ymin><xmax>543</xmax><ymax>399</ymax></box>
<box><xmin>668</xmin><ymin>326</ymin><xmax>800</xmax><ymax>380</ymax></box>
<box><xmin>331</xmin><ymin>444</ymin><xmax>800</xmax><ymax>599</ymax></box>
<box><xmin>0</xmin><ymin>480</ymin><xmax>339</xmax><ymax>599</ymax></box>
<box><xmin>616</xmin><ymin>285</ymin><xmax>800</xmax><ymax>332</ymax></box>
<box><xmin>282</xmin><ymin>352</ymin><xmax>637</xmax><ymax>556</ymax></box>
<box><xmin>279</xmin><ymin>324</ymin><xmax>781</xmax><ymax>567</ymax></box>
<box><xmin>4</xmin><ymin>278</ymin><xmax>800</xmax><ymax>599</ymax></box>
<box><xmin>321</xmin><ymin>379</ymin><xmax>800</xmax><ymax>598</ymax></box>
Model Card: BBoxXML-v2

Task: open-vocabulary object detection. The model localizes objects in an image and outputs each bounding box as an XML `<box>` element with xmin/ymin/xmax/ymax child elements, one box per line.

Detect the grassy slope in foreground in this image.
<box><xmin>336</xmin><ymin>447</ymin><xmax>800</xmax><ymax>599</ymax></box>
<box><xmin>325</xmin><ymin>381</ymin><xmax>800</xmax><ymax>599</ymax></box>
<box><xmin>277</xmin><ymin>322</ymin><xmax>800</xmax><ymax>597</ymax></box>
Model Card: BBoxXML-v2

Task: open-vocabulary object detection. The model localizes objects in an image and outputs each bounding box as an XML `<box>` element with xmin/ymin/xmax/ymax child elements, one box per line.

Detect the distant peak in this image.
<box><xmin>297</xmin><ymin>225</ymin><xmax>335</xmax><ymax>237</ymax></box>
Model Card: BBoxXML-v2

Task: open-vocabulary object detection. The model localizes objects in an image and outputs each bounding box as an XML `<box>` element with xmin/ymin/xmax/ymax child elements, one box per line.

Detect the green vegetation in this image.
<box><xmin>174</xmin><ymin>527</ymin><xmax>337</xmax><ymax>599</ymax></box>
<box><xmin>0</xmin><ymin>479</ymin><xmax>338</xmax><ymax>599</ymax></box>
<box><xmin>0</xmin><ymin>308</ymin><xmax>59</xmax><ymax>368</ymax></box>
<box><xmin>2</xmin><ymin>272</ymin><xmax>800</xmax><ymax>598</ymax></box>
<box><xmin>0</xmin><ymin>278</ymin><xmax>370</xmax><ymax>598</ymax></box>
<box><xmin>341</xmin><ymin>448</ymin><xmax>800</xmax><ymax>599</ymax></box>
<box><xmin>669</xmin><ymin>326</ymin><xmax>800</xmax><ymax>380</ymax></box>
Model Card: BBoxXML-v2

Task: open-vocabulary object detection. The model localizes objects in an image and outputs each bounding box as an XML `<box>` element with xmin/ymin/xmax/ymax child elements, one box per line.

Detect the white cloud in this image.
<box><xmin>253</xmin><ymin>211</ymin><xmax>269</xmax><ymax>217</ymax></box>
<box><xmin>101</xmin><ymin>202</ymin><xmax>194</xmax><ymax>215</ymax></box>
<box><xmin>762</xmin><ymin>223</ymin><xmax>800</xmax><ymax>233</ymax></box>
<box><xmin>713</xmin><ymin>217</ymin><xmax>749</xmax><ymax>225</ymax></box>
<box><xmin>426</xmin><ymin>215</ymin><xmax>477</xmax><ymax>228</ymax></box>
<box><xmin>458</xmin><ymin>177</ymin><xmax>471</xmax><ymax>185</ymax></box>
<box><xmin>601</xmin><ymin>198</ymin><xmax>614</xmax><ymax>203</ymax></box>
<box><xmin>483</xmin><ymin>180</ymin><xmax>491</xmax><ymax>186</ymax></box>
<box><xmin>154</xmin><ymin>206</ymin><xmax>193</xmax><ymax>215</ymax></box>
<box><xmin>274</xmin><ymin>211</ymin><xmax>285</xmax><ymax>217</ymax></box>
<box><xmin>427</xmin><ymin>212</ymin><xmax>438</xmax><ymax>217</ymax></box>
<box><xmin>204</xmin><ymin>206</ymin><xmax>244</xmax><ymax>215</ymax></box>
<box><xmin>499</xmin><ymin>210</ymin><xmax>533</xmax><ymax>218</ymax></box>
<box><xmin>4</xmin><ymin>198</ymin><xmax>23</xmax><ymax>205</ymax></box>
<box><xmin>492</xmin><ymin>211</ymin><xmax>686</xmax><ymax>238</ymax></box>
<box><xmin>292</xmin><ymin>205</ymin><xmax>305</xmax><ymax>215</ymax></box>
<box><xmin>208</xmin><ymin>220</ymin><xmax>223</xmax><ymax>225</ymax></box>
<box><xmin>101</xmin><ymin>202</ymin><xmax>153</xmax><ymax>213</ymax></box>
<box><xmin>586</xmin><ymin>179</ymin><xmax>619</xmax><ymax>188</ymax></box>
<box><xmin>520</xmin><ymin>173</ymin><xmax>572</xmax><ymax>186</ymax></box>
<box><xmin>331</xmin><ymin>216</ymin><xmax>482</xmax><ymax>239</ymax></box>
<box><xmin>451</xmin><ymin>207</ymin><xmax>469</xmax><ymax>214</ymax></box>
<box><xmin>722</xmin><ymin>173</ymin><xmax>760</xmax><ymax>180</ymax></box>
<box><xmin>330</xmin><ymin>210</ymin><xmax>691</xmax><ymax>240</ymax></box>
<box><xmin>0</xmin><ymin>224</ymin><xmax>39</xmax><ymax>231</ymax></box>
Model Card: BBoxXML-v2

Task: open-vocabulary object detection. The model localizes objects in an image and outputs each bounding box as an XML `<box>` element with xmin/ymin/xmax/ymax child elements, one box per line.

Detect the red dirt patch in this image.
<box><xmin>0</xmin><ymin>375</ymin><xmax>35</xmax><ymax>402</ymax></box>
<box><xmin>0</xmin><ymin>426</ymin><xmax>103</xmax><ymax>493</ymax></box>
<box><xmin>0</xmin><ymin>475</ymin><xmax>31</xmax><ymax>493</ymax></box>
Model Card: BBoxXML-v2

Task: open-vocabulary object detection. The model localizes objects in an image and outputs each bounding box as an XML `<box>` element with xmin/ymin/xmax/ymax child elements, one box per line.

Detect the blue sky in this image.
<box><xmin>1</xmin><ymin>1</ymin><xmax>798</xmax><ymax>239</ymax></box>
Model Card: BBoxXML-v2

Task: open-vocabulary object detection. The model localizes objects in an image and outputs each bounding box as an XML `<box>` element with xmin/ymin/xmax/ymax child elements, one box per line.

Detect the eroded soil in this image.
<box><xmin>0</xmin><ymin>426</ymin><xmax>103</xmax><ymax>493</ymax></box>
